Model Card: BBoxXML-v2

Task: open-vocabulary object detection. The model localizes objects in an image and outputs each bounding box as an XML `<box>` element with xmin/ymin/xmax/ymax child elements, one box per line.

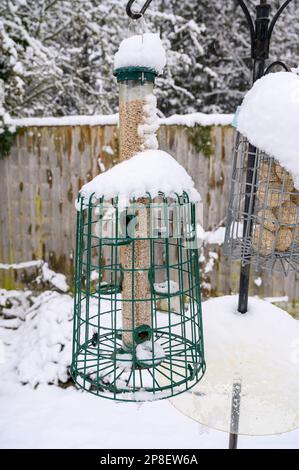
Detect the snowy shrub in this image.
<box><xmin>1</xmin><ymin>0</ymin><xmax>298</xmax><ymax>117</ymax></box>
<box><xmin>0</xmin><ymin>78</ymin><xmax>16</xmax><ymax>159</ymax></box>
<box><xmin>35</xmin><ymin>263</ymin><xmax>69</xmax><ymax>293</ymax></box>
<box><xmin>13</xmin><ymin>291</ymin><xmax>73</xmax><ymax>387</ymax></box>
<box><xmin>0</xmin><ymin>126</ymin><xmax>15</xmax><ymax>159</ymax></box>
<box><xmin>0</xmin><ymin>289</ymin><xmax>33</xmax><ymax>329</ymax></box>
<box><xmin>0</xmin><ymin>263</ymin><xmax>72</xmax><ymax>387</ymax></box>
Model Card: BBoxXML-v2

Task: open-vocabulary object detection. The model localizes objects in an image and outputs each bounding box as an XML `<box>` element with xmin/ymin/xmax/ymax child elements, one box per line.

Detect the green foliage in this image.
<box><xmin>187</xmin><ymin>125</ymin><xmax>213</xmax><ymax>158</ymax></box>
<box><xmin>0</xmin><ymin>127</ymin><xmax>15</xmax><ymax>160</ymax></box>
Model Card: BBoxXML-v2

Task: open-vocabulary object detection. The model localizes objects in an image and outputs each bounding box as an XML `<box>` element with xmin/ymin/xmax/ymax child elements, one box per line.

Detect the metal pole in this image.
<box><xmin>237</xmin><ymin>0</ymin><xmax>271</xmax><ymax>314</ymax></box>
<box><xmin>229</xmin><ymin>380</ymin><xmax>242</xmax><ymax>449</ymax></box>
<box><xmin>229</xmin><ymin>432</ymin><xmax>238</xmax><ymax>450</ymax></box>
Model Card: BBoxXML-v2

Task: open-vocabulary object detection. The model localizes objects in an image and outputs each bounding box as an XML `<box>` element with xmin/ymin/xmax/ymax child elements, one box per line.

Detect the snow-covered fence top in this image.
<box><xmin>8</xmin><ymin>112</ymin><xmax>234</xmax><ymax>129</ymax></box>
<box><xmin>0</xmin><ymin>118</ymin><xmax>298</xmax><ymax>307</ymax></box>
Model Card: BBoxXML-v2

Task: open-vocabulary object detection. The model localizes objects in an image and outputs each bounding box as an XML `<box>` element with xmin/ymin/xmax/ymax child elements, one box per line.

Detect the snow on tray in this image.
<box><xmin>114</xmin><ymin>33</ymin><xmax>166</xmax><ymax>75</ymax></box>
<box><xmin>79</xmin><ymin>149</ymin><xmax>201</xmax><ymax>204</ymax></box>
<box><xmin>154</xmin><ymin>280</ymin><xmax>179</xmax><ymax>295</ymax></box>
<box><xmin>171</xmin><ymin>295</ymin><xmax>299</xmax><ymax>436</ymax></box>
<box><xmin>136</xmin><ymin>340</ymin><xmax>165</xmax><ymax>367</ymax></box>
<box><xmin>237</xmin><ymin>71</ymin><xmax>299</xmax><ymax>188</ymax></box>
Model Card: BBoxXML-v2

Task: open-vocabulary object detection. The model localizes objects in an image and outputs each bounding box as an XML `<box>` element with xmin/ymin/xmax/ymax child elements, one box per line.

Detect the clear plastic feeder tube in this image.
<box><xmin>119</xmin><ymin>77</ymin><xmax>154</xmax><ymax>162</ymax></box>
<box><xmin>115</xmin><ymin>68</ymin><xmax>156</xmax><ymax>350</ymax></box>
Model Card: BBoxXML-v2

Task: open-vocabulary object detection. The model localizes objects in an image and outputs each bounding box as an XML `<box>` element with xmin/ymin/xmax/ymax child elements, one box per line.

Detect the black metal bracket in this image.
<box><xmin>126</xmin><ymin>0</ymin><xmax>153</xmax><ymax>20</ymax></box>
<box><xmin>237</xmin><ymin>0</ymin><xmax>255</xmax><ymax>58</ymax></box>
<box><xmin>268</xmin><ymin>0</ymin><xmax>294</xmax><ymax>44</ymax></box>
<box><xmin>237</xmin><ymin>0</ymin><xmax>293</xmax><ymax>81</ymax></box>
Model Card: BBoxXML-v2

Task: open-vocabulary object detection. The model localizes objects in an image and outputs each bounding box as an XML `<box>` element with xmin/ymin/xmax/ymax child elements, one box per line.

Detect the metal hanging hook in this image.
<box><xmin>126</xmin><ymin>0</ymin><xmax>153</xmax><ymax>20</ymax></box>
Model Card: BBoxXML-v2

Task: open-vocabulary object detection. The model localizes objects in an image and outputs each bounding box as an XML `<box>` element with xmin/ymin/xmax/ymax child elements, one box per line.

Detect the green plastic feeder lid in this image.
<box><xmin>114</xmin><ymin>66</ymin><xmax>157</xmax><ymax>83</ymax></box>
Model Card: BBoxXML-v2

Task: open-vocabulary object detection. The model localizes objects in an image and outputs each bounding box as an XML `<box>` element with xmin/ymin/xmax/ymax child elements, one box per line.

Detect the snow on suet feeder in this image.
<box><xmin>71</xmin><ymin>34</ymin><xmax>205</xmax><ymax>401</ymax></box>
<box><xmin>224</xmin><ymin>71</ymin><xmax>299</xmax><ymax>275</ymax></box>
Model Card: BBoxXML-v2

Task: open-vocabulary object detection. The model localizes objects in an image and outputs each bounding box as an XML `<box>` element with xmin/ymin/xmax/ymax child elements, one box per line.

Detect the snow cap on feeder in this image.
<box><xmin>236</xmin><ymin>71</ymin><xmax>299</xmax><ymax>189</ymax></box>
<box><xmin>79</xmin><ymin>149</ymin><xmax>201</xmax><ymax>206</ymax></box>
<box><xmin>79</xmin><ymin>31</ymin><xmax>199</xmax><ymax>205</ymax></box>
<box><xmin>113</xmin><ymin>33</ymin><xmax>166</xmax><ymax>162</ymax></box>
<box><xmin>114</xmin><ymin>33</ymin><xmax>167</xmax><ymax>80</ymax></box>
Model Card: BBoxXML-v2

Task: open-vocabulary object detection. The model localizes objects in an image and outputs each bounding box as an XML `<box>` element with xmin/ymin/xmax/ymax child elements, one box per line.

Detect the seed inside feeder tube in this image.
<box><xmin>119</xmin><ymin>99</ymin><xmax>145</xmax><ymax>162</ymax></box>
<box><xmin>118</xmin><ymin>83</ymin><xmax>159</xmax><ymax>349</ymax></box>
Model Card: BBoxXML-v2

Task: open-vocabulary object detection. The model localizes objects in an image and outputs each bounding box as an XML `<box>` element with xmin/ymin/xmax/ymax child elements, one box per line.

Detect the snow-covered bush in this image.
<box><xmin>0</xmin><ymin>265</ymin><xmax>72</xmax><ymax>387</ymax></box>
<box><xmin>1</xmin><ymin>0</ymin><xmax>298</xmax><ymax>117</ymax></box>
<box><xmin>13</xmin><ymin>291</ymin><xmax>73</xmax><ymax>386</ymax></box>
<box><xmin>0</xmin><ymin>78</ymin><xmax>15</xmax><ymax>159</ymax></box>
<box><xmin>36</xmin><ymin>263</ymin><xmax>69</xmax><ymax>293</ymax></box>
<box><xmin>0</xmin><ymin>289</ymin><xmax>33</xmax><ymax>322</ymax></box>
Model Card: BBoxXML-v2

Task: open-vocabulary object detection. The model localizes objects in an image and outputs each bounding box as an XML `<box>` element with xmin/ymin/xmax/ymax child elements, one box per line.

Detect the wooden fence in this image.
<box><xmin>0</xmin><ymin>122</ymin><xmax>298</xmax><ymax>313</ymax></box>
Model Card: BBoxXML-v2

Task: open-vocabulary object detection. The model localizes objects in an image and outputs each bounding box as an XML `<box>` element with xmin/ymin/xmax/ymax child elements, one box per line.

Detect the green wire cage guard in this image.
<box><xmin>71</xmin><ymin>191</ymin><xmax>205</xmax><ymax>401</ymax></box>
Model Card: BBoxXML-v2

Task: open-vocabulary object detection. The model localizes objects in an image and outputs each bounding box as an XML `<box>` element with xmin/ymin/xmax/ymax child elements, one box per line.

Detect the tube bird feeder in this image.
<box><xmin>71</xmin><ymin>33</ymin><xmax>205</xmax><ymax>401</ymax></box>
<box><xmin>115</xmin><ymin>65</ymin><xmax>156</xmax><ymax>350</ymax></box>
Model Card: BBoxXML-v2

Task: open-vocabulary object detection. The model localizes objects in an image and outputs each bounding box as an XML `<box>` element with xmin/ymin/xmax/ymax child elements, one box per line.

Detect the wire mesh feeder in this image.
<box><xmin>224</xmin><ymin>134</ymin><xmax>299</xmax><ymax>275</ymax></box>
<box><xmin>71</xmin><ymin>191</ymin><xmax>205</xmax><ymax>401</ymax></box>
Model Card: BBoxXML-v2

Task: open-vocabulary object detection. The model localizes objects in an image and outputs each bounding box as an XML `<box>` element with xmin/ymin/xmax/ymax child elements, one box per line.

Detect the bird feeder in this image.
<box><xmin>224</xmin><ymin>133</ymin><xmax>299</xmax><ymax>275</ymax></box>
<box><xmin>71</xmin><ymin>34</ymin><xmax>205</xmax><ymax>401</ymax></box>
<box><xmin>223</xmin><ymin>1</ymin><xmax>297</xmax><ymax>319</ymax></box>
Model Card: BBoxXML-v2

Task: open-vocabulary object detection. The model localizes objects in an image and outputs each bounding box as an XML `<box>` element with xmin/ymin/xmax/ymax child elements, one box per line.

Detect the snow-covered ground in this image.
<box><xmin>1</xmin><ymin>381</ymin><xmax>299</xmax><ymax>449</ymax></box>
<box><xmin>0</xmin><ymin>286</ymin><xmax>298</xmax><ymax>449</ymax></box>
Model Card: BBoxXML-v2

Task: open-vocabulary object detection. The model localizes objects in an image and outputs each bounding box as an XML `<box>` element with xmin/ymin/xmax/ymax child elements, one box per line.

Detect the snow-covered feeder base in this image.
<box><xmin>71</xmin><ymin>295</ymin><xmax>205</xmax><ymax>402</ymax></box>
<box><xmin>170</xmin><ymin>295</ymin><xmax>299</xmax><ymax>436</ymax></box>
